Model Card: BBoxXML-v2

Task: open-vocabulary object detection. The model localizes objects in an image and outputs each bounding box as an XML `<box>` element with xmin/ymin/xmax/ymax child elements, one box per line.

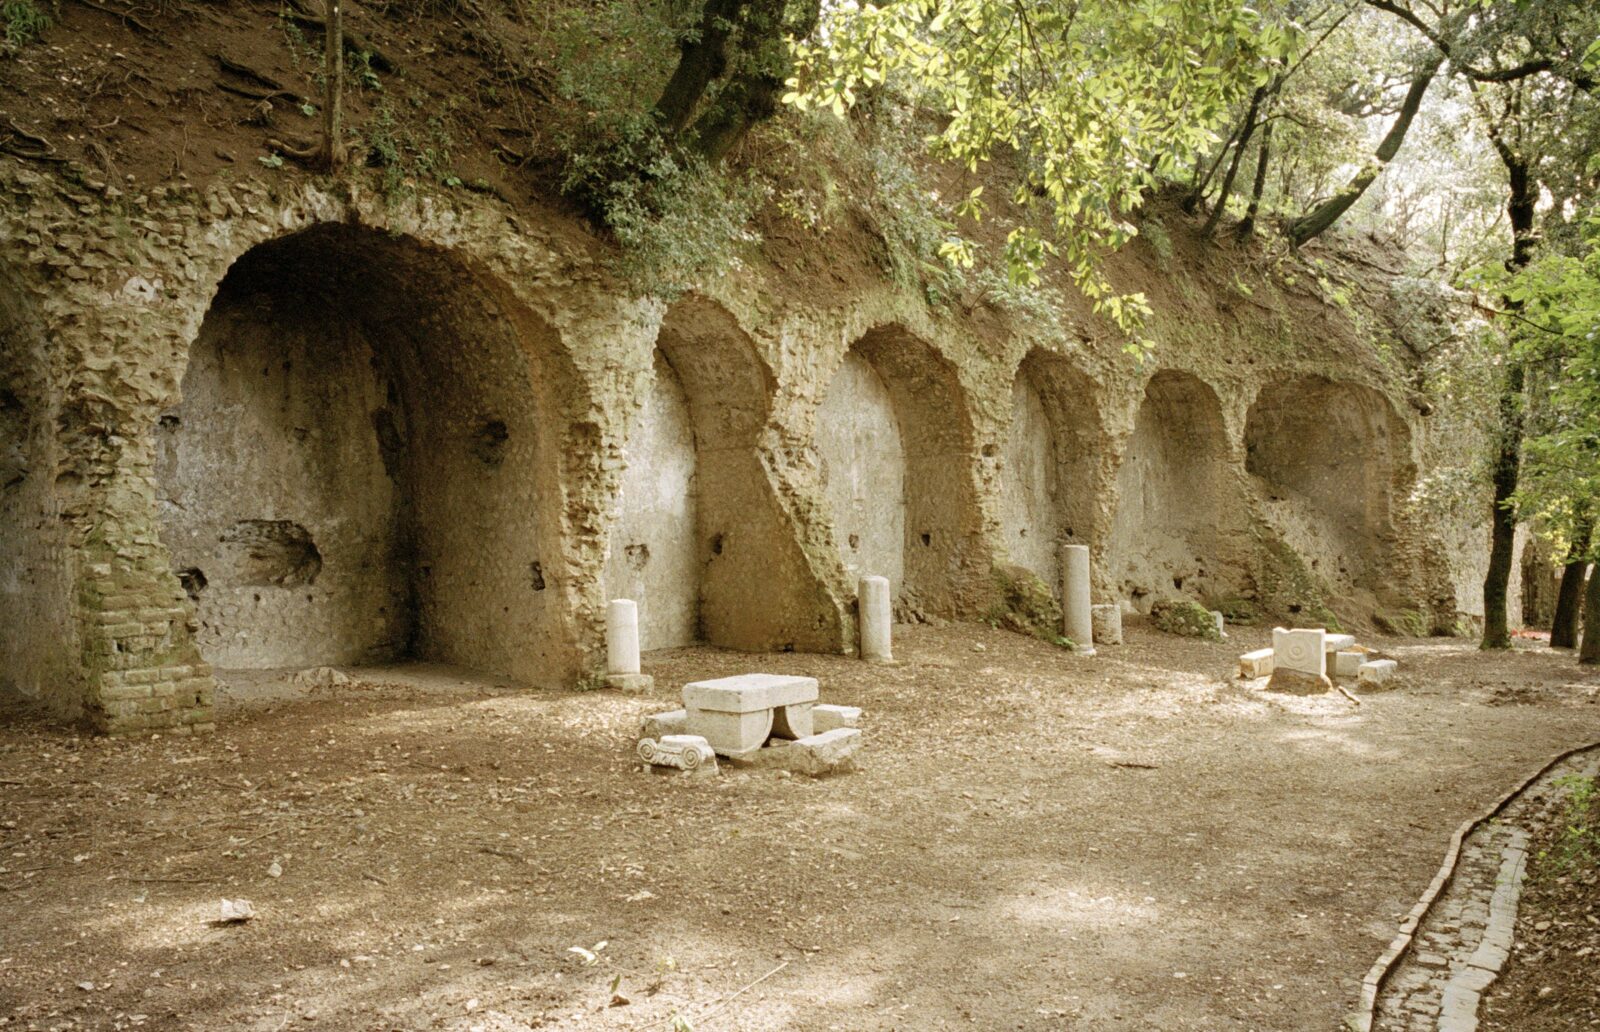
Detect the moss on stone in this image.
<box><xmin>987</xmin><ymin>564</ymin><xmax>1067</xmax><ymax>646</ymax></box>
<box><xmin>1150</xmin><ymin>599</ymin><xmax>1223</xmax><ymax>641</ymax></box>
<box><xmin>1373</xmin><ymin>608</ymin><xmax>1429</xmax><ymax>638</ymax></box>
<box><xmin>1207</xmin><ymin>595</ymin><xmax>1260</xmax><ymax>626</ymax></box>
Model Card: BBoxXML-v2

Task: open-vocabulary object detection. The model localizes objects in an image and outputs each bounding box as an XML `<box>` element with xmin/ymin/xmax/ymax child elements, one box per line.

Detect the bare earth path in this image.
<box><xmin>3</xmin><ymin>624</ymin><xmax>1599</xmax><ymax>1032</ymax></box>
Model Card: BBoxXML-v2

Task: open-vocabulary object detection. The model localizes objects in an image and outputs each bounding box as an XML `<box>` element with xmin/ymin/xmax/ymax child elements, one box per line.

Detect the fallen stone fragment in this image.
<box><xmin>640</xmin><ymin>709</ymin><xmax>686</xmax><ymax>739</ymax></box>
<box><xmin>1265</xmin><ymin>667</ymin><xmax>1332</xmax><ymax>695</ymax></box>
<box><xmin>741</xmin><ymin>728</ymin><xmax>863</xmax><ymax>775</ymax></box>
<box><xmin>1358</xmin><ymin>659</ymin><xmax>1398</xmax><ymax>687</ymax></box>
<box><xmin>812</xmin><ymin>704</ymin><xmax>861</xmax><ymax>733</ymax></box>
<box><xmin>1238</xmin><ymin>647</ymin><xmax>1274</xmax><ymax>679</ymax></box>
<box><xmin>217</xmin><ymin>898</ymin><xmax>255</xmax><ymax>924</ymax></box>
<box><xmin>1332</xmin><ymin>649</ymin><xmax>1365</xmax><ymax>678</ymax></box>
<box><xmin>1090</xmin><ymin>604</ymin><xmax>1123</xmax><ymax>646</ymax></box>
<box><xmin>637</xmin><ymin>734</ymin><xmax>717</xmax><ymax>773</ymax></box>
<box><xmin>291</xmin><ymin>667</ymin><xmax>350</xmax><ymax>688</ymax></box>
<box><xmin>1323</xmin><ymin>633</ymin><xmax>1356</xmax><ymax>653</ymax></box>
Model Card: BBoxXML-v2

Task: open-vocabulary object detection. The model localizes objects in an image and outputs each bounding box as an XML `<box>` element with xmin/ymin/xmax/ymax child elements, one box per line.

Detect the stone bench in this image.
<box><xmin>683</xmin><ymin>673</ymin><xmax>820</xmax><ymax>758</ymax></box>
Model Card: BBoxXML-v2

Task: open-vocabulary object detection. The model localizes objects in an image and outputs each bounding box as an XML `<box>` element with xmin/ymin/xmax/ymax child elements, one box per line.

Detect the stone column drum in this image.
<box><xmin>859</xmin><ymin>576</ymin><xmax>893</xmax><ymax>664</ymax></box>
<box><xmin>605</xmin><ymin>599</ymin><xmax>653</xmax><ymax>692</ymax></box>
<box><xmin>1062</xmin><ymin>545</ymin><xmax>1095</xmax><ymax>655</ymax></box>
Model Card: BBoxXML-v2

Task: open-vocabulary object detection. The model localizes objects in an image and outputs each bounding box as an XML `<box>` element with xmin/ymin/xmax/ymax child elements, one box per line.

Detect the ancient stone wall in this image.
<box><xmin>0</xmin><ymin>164</ymin><xmax>1488</xmax><ymax>732</ymax></box>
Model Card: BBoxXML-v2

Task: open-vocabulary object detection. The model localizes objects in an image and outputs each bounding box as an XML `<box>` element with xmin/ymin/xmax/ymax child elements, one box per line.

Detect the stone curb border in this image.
<box><xmin>1352</xmin><ymin>737</ymin><xmax>1600</xmax><ymax>1032</ymax></box>
<box><xmin>1435</xmin><ymin>829</ymin><xmax>1528</xmax><ymax>1032</ymax></box>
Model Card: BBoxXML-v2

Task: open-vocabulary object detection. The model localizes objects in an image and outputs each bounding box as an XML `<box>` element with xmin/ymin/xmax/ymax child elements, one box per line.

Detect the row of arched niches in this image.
<box><xmin>5</xmin><ymin>222</ymin><xmax>1414</xmax><ymax>688</ymax></box>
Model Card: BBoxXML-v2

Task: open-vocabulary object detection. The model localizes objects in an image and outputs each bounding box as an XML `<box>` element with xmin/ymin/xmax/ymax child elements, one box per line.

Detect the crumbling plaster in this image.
<box><xmin>0</xmin><ymin>164</ymin><xmax>1473</xmax><ymax>731</ymax></box>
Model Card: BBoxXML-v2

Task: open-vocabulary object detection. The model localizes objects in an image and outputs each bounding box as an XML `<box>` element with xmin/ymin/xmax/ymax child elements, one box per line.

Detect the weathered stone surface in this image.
<box><xmin>606</xmin><ymin>599</ymin><xmax>641</xmax><ymax>675</ymax></box>
<box><xmin>682</xmin><ymin>673</ymin><xmax>819</xmax><ymax>713</ymax></box>
<box><xmin>812</xmin><ymin>704</ymin><xmax>861</xmax><ymax>732</ymax></box>
<box><xmin>1265</xmin><ymin>667</ymin><xmax>1332</xmax><ymax>695</ymax></box>
<box><xmin>771</xmin><ymin>702</ymin><xmax>814</xmax><ymax>740</ymax></box>
<box><xmin>1332</xmin><ymin>649</ymin><xmax>1364</xmax><ymax>678</ymax></box>
<box><xmin>1150</xmin><ymin>599</ymin><xmax>1224</xmax><ymax>641</ymax></box>
<box><xmin>1238</xmin><ymin>647</ymin><xmax>1274</xmax><ymax>679</ymax></box>
<box><xmin>1323</xmin><ymin>632</ymin><xmax>1356</xmax><ymax>653</ymax></box>
<box><xmin>1090</xmin><ymin>603</ymin><xmax>1123</xmax><ymax>645</ymax></box>
<box><xmin>684</xmin><ymin>707</ymin><xmax>775</xmax><ymax>759</ymax></box>
<box><xmin>606</xmin><ymin>672</ymin><xmax>655</xmax><ymax>693</ymax></box>
<box><xmin>640</xmin><ymin>709</ymin><xmax>686</xmax><ymax>738</ymax></box>
<box><xmin>1210</xmin><ymin>609</ymin><xmax>1227</xmax><ymax>640</ymax></box>
<box><xmin>637</xmin><ymin>734</ymin><xmax>717</xmax><ymax>772</ymax></box>
<box><xmin>1061</xmin><ymin>545</ymin><xmax>1095</xmax><ymax>655</ymax></box>
<box><xmin>744</xmin><ymin>728</ymin><xmax>863</xmax><ymax>775</ymax></box>
<box><xmin>858</xmin><ymin>576</ymin><xmax>894</xmax><ymax>663</ymax></box>
<box><xmin>1359</xmin><ymin>659</ymin><xmax>1398</xmax><ymax>687</ymax></box>
<box><xmin>1272</xmin><ymin>627</ymin><xmax>1327</xmax><ymax>676</ymax></box>
<box><xmin>0</xmin><ymin>157</ymin><xmax>1484</xmax><ymax>734</ymax></box>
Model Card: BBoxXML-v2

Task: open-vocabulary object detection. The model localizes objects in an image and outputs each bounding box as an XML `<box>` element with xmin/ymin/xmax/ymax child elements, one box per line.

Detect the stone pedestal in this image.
<box><xmin>683</xmin><ymin>673</ymin><xmax>820</xmax><ymax>757</ymax></box>
<box><xmin>1061</xmin><ymin>545</ymin><xmax>1095</xmax><ymax>656</ymax></box>
<box><xmin>859</xmin><ymin>576</ymin><xmax>893</xmax><ymax>663</ymax></box>
<box><xmin>1272</xmin><ymin>627</ymin><xmax>1327</xmax><ymax>677</ymax></box>
<box><xmin>1090</xmin><ymin>603</ymin><xmax>1123</xmax><ymax>646</ymax></box>
<box><xmin>605</xmin><ymin>598</ymin><xmax>654</xmax><ymax>692</ymax></box>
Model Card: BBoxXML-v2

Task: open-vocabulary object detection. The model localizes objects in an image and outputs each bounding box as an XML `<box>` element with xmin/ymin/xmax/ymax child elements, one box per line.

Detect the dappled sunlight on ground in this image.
<box><xmin>4</xmin><ymin>622</ymin><xmax>1600</xmax><ymax>1029</ymax></box>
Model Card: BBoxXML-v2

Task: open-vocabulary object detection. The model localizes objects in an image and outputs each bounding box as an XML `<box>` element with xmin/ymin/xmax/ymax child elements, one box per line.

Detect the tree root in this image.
<box><xmin>66</xmin><ymin>0</ymin><xmax>155</xmax><ymax>34</ymax></box>
<box><xmin>0</xmin><ymin>119</ymin><xmax>68</xmax><ymax>163</ymax></box>
<box><xmin>264</xmin><ymin>135</ymin><xmax>321</xmax><ymax>163</ymax></box>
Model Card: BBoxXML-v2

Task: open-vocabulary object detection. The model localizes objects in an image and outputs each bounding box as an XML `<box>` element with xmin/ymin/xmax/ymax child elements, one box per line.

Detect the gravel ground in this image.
<box><xmin>2</xmin><ymin>622</ymin><xmax>1598</xmax><ymax>1032</ymax></box>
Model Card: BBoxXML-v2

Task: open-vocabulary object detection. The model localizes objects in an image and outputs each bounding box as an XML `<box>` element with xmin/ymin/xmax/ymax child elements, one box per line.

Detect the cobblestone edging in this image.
<box><xmin>1358</xmin><ymin>741</ymin><xmax>1600</xmax><ymax>1032</ymax></box>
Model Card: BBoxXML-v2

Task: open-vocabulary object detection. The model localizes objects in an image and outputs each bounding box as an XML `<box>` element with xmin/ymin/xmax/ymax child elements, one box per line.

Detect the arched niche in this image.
<box><xmin>1107</xmin><ymin>370</ymin><xmax>1250</xmax><ymax>609</ymax></box>
<box><xmin>0</xmin><ymin>272</ymin><xmax>78</xmax><ymax>712</ymax></box>
<box><xmin>153</xmin><ymin>223</ymin><xmax>573</xmax><ymax>682</ymax></box>
<box><xmin>816</xmin><ymin>325</ymin><xmax>981</xmax><ymax>617</ymax></box>
<box><xmin>1000</xmin><ymin>350</ymin><xmax>1101</xmax><ymax>595</ymax></box>
<box><xmin>606</xmin><ymin>298</ymin><xmax>823</xmax><ymax>651</ymax></box>
<box><xmin>1245</xmin><ymin>376</ymin><xmax>1410</xmax><ymax>595</ymax></box>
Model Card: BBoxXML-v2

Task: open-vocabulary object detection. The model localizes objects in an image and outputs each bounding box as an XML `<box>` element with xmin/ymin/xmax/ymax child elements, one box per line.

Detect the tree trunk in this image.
<box><xmin>682</xmin><ymin>0</ymin><xmax>818</xmax><ymax>163</ymax></box>
<box><xmin>1480</xmin><ymin>360</ymin><xmax>1525</xmax><ymax>649</ymax></box>
<box><xmin>1581</xmin><ymin>558</ymin><xmax>1600</xmax><ymax>664</ymax></box>
<box><xmin>653</xmin><ymin>0</ymin><xmax>748</xmax><ymax>136</ymax></box>
<box><xmin>1287</xmin><ymin>54</ymin><xmax>1443</xmax><ymax>246</ymax></box>
<box><xmin>1202</xmin><ymin>86</ymin><xmax>1266</xmax><ymax>236</ymax></box>
<box><xmin>1479</xmin><ymin>144</ymin><xmax>1537</xmax><ymax>650</ymax></box>
<box><xmin>1551</xmin><ymin>522</ymin><xmax>1592</xmax><ymax>648</ymax></box>
<box><xmin>1237</xmin><ymin>112</ymin><xmax>1274</xmax><ymax>239</ymax></box>
<box><xmin>322</xmin><ymin>0</ymin><xmax>346</xmax><ymax>171</ymax></box>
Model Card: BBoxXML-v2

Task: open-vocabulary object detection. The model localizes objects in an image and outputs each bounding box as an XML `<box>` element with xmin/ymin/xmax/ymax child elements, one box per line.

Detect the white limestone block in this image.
<box><xmin>1061</xmin><ymin>545</ymin><xmax>1095</xmax><ymax>656</ymax></box>
<box><xmin>682</xmin><ymin>673</ymin><xmax>819</xmax><ymax>712</ymax></box>
<box><xmin>812</xmin><ymin>704</ymin><xmax>861</xmax><ymax>732</ymax></box>
<box><xmin>1358</xmin><ymin>659</ymin><xmax>1398</xmax><ymax>687</ymax></box>
<box><xmin>1238</xmin><ymin>647</ymin><xmax>1274</xmax><ymax>679</ymax></box>
<box><xmin>606</xmin><ymin>672</ymin><xmax>654</xmax><ymax>693</ymax></box>
<box><xmin>771</xmin><ymin>702</ymin><xmax>814</xmax><ymax>740</ymax></box>
<box><xmin>1332</xmin><ymin>650</ymin><xmax>1364</xmax><ymax>678</ymax></box>
<box><xmin>1323</xmin><ymin>633</ymin><xmax>1356</xmax><ymax>653</ymax></box>
<box><xmin>637</xmin><ymin>734</ymin><xmax>716</xmax><ymax>771</ymax></box>
<box><xmin>859</xmin><ymin>576</ymin><xmax>894</xmax><ymax>663</ymax></box>
<box><xmin>782</xmin><ymin>727</ymin><xmax>863</xmax><ymax>775</ymax></box>
<box><xmin>684</xmin><ymin>707</ymin><xmax>775</xmax><ymax>758</ymax></box>
<box><xmin>606</xmin><ymin>599</ymin><xmax>641</xmax><ymax>675</ymax></box>
<box><xmin>1090</xmin><ymin>604</ymin><xmax>1123</xmax><ymax>646</ymax></box>
<box><xmin>640</xmin><ymin>709</ymin><xmax>686</xmax><ymax>738</ymax></box>
<box><xmin>1210</xmin><ymin>610</ymin><xmax>1227</xmax><ymax>640</ymax></box>
<box><xmin>1272</xmin><ymin>627</ymin><xmax>1327</xmax><ymax>677</ymax></box>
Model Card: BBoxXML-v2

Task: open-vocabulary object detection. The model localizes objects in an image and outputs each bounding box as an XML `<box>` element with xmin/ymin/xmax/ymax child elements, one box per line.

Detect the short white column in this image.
<box><xmin>1061</xmin><ymin>545</ymin><xmax>1095</xmax><ymax>655</ymax></box>
<box><xmin>606</xmin><ymin>599</ymin><xmax>641</xmax><ymax>675</ymax></box>
<box><xmin>858</xmin><ymin>576</ymin><xmax>893</xmax><ymax>663</ymax></box>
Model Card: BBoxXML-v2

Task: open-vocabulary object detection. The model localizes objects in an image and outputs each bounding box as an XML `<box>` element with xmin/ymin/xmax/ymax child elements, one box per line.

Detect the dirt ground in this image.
<box><xmin>3</xmin><ymin>623</ymin><xmax>1600</xmax><ymax>1032</ymax></box>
